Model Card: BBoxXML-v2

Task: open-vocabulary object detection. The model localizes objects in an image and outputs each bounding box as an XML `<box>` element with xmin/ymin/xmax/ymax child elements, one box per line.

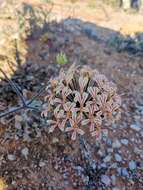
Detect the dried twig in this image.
<box><xmin>0</xmin><ymin>68</ymin><xmax>46</xmax><ymax>118</ymax></box>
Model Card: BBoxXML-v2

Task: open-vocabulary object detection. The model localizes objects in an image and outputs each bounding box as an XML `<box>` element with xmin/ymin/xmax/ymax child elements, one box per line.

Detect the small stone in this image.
<box><xmin>112</xmin><ymin>188</ymin><xmax>120</xmax><ymax>190</ymax></box>
<box><xmin>115</xmin><ymin>153</ymin><xmax>122</xmax><ymax>162</ymax></box>
<box><xmin>111</xmin><ymin>175</ymin><xmax>116</xmax><ymax>185</ymax></box>
<box><xmin>134</xmin><ymin>147</ymin><xmax>143</xmax><ymax>155</ymax></box>
<box><xmin>112</xmin><ymin>139</ymin><xmax>121</xmax><ymax>149</ymax></box>
<box><xmin>100</xmin><ymin>163</ymin><xmax>107</xmax><ymax>169</ymax></box>
<box><xmin>112</xmin><ymin>124</ymin><xmax>117</xmax><ymax>128</ymax></box>
<box><xmin>103</xmin><ymin>155</ymin><xmax>112</xmax><ymax>162</ymax></box>
<box><xmin>117</xmin><ymin>168</ymin><xmax>122</xmax><ymax>175</ymax></box>
<box><xmin>107</xmin><ymin>148</ymin><xmax>113</xmax><ymax>153</ymax></box>
<box><xmin>97</xmin><ymin>149</ymin><xmax>105</xmax><ymax>157</ymax></box>
<box><xmin>130</xmin><ymin>124</ymin><xmax>141</xmax><ymax>131</ymax></box>
<box><xmin>121</xmin><ymin>168</ymin><xmax>129</xmax><ymax>177</ymax></box>
<box><xmin>39</xmin><ymin>161</ymin><xmax>46</xmax><ymax>167</ymax></box>
<box><xmin>106</xmin><ymin>139</ymin><xmax>112</xmax><ymax>146</ymax></box>
<box><xmin>8</xmin><ymin>154</ymin><xmax>16</xmax><ymax>161</ymax></box>
<box><xmin>110</xmin><ymin>163</ymin><xmax>118</xmax><ymax>168</ymax></box>
<box><xmin>129</xmin><ymin>160</ymin><xmax>137</xmax><ymax>170</ymax></box>
<box><xmin>21</xmin><ymin>147</ymin><xmax>29</xmax><ymax>159</ymax></box>
<box><xmin>91</xmin><ymin>160</ymin><xmax>97</xmax><ymax>170</ymax></box>
<box><xmin>101</xmin><ymin>175</ymin><xmax>111</xmax><ymax>186</ymax></box>
<box><xmin>52</xmin><ymin>137</ymin><xmax>59</xmax><ymax>144</ymax></box>
<box><xmin>121</xmin><ymin>139</ymin><xmax>129</xmax><ymax>145</ymax></box>
<box><xmin>75</xmin><ymin>166</ymin><xmax>84</xmax><ymax>176</ymax></box>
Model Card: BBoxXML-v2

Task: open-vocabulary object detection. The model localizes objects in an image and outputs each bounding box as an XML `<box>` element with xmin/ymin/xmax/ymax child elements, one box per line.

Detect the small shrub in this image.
<box><xmin>56</xmin><ymin>52</ymin><xmax>68</xmax><ymax>65</ymax></box>
<box><xmin>42</xmin><ymin>64</ymin><xmax>121</xmax><ymax>140</ymax></box>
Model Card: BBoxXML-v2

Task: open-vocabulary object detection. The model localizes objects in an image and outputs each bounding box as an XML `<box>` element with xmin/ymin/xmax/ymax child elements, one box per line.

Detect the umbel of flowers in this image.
<box><xmin>42</xmin><ymin>64</ymin><xmax>121</xmax><ymax>140</ymax></box>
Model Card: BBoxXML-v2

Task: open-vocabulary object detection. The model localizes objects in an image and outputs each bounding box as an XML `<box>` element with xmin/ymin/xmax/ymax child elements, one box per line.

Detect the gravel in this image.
<box><xmin>112</xmin><ymin>139</ymin><xmax>121</xmax><ymax>149</ymax></box>
<box><xmin>7</xmin><ymin>154</ymin><xmax>16</xmax><ymax>161</ymax></box>
<box><xmin>103</xmin><ymin>155</ymin><xmax>112</xmax><ymax>162</ymax></box>
<box><xmin>130</xmin><ymin>124</ymin><xmax>141</xmax><ymax>131</ymax></box>
<box><xmin>21</xmin><ymin>147</ymin><xmax>29</xmax><ymax>159</ymax></box>
<box><xmin>120</xmin><ymin>139</ymin><xmax>129</xmax><ymax>145</ymax></box>
<box><xmin>129</xmin><ymin>160</ymin><xmax>137</xmax><ymax>170</ymax></box>
<box><xmin>101</xmin><ymin>175</ymin><xmax>111</xmax><ymax>186</ymax></box>
<box><xmin>115</xmin><ymin>154</ymin><xmax>122</xmax><ymax>162</ymax></box>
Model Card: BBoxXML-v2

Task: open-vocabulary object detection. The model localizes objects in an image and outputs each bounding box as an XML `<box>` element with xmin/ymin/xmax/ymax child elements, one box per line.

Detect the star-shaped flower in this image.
<box><xmin>65</xmin><ymin>113</ymin><xmax>84</xmax><ymax>140</ymax></box>
<box><xmin>82</xmin><ymin>105</ymin><xmax>102</xmax><ymax>136</ymax></box>
<box><xmin>47</xmin><ymin>106</ymin><xmax>65</xmax><ymax>133</ymax></box>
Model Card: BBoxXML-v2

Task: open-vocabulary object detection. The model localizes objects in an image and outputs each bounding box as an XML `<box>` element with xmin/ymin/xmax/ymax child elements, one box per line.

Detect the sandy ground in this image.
<box><xmin>0</xmin><ymin>1</ymin><xmax>143</xmax><ymax>190</ymax></box>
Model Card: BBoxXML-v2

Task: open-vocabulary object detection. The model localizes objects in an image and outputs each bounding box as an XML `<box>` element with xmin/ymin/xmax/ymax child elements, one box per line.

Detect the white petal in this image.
<box><xmin>47</xmin><ymin>120</ymin><xmax>56</xmax><ymax>125</ymax></box>
<box><xmin>65</xmin><ymin>127</ymin><xmax>74</xmax><ymax>132</ymax></box>
<box><xmin>77</xmin><ymin>128</ymin><xmax>85</xmax><ymax>135</ymax></box>
<box><xmin>54</xmin><ymin>98</ymin><xmax>62</xmax><ymax>104</ymax></box>
<box><xmin>74</xmin><ymin>91</ymin><xmax>81</xmax><ymax>102</ymax></box>
<box><xmin>71</xmin><ymin>131</ymin><xmax>77</xmax><ymax>140</ymax></box>
<box><xmin>82</xmin><ymin>92</ymin><xmax>88</xmax><ymax>103</ymax></box>
<box><xmin>89</xmin><ymin>123</ymin><xmax>95</xmax><ymax>132</ymax></box>
<box><xmin>81</xmin><ymin>119</ymin><xmax>90</xmax><ymax>125</ymax></box>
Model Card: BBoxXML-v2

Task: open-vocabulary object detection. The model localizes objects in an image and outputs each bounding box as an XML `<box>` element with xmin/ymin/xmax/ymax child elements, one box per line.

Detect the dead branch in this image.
<box><xmin>0</xmin><ymin>68</ymin><xmax>46</xmax><ymax>118</ymax></box>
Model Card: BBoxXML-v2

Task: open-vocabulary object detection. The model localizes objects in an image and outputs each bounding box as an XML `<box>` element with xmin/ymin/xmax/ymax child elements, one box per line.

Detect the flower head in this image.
<box><xmin>43</xmin><ymin>64</ymin><xmax>121</xmax><ymax>140</ymax></box>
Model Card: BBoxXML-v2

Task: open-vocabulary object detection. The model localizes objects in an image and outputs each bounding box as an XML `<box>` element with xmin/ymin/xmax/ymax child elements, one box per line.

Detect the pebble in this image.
<box><xmin>112</xmin><ymin>188</ymin><xmax>120</xmax><ymax>190</ymax></box>
<box><xmin>130</xmin><ymin>124</ymin><xmax>141</xmax><ymax>131</ymax></box>
<box><xmin>121</xmin><ymin>168</ymin><xmax>129</xmax><ymax>177</ymax></box>
<box><xmin>103</xmin><ymin>155</ymin><xmax>112</xmax><ymax>162</ymax></box>
<box><xmin>129</xmin><ymin>160</ymin><xmax>137</xmax><ymax>170</ymax></box>
<box><xmin>39</xmin><ymin>161</ymin><xmax>46</xmax><ymax>167</ymax></box>
<box><xmin>115</xmin><ymin>153</ymin><xmax>122</xmax><ymax>162</ymax></box>
<box><xmin>134</xmin><ymin>147</ymin><xmax>143</xmax><ymax>155</ymax></box>
<box><xmin>107</xmin><ymin>148</ymin><xmax>114</xmax><ymax>153</ymax></box>
<box><xmin>75</xmin><ymin>166</ymin><xmax>84</xmax><ymax>176</ymax></box>
<box><xmin>101</xmin><ymin>175</ymin><xmax>111</xmax><ymax>186</ymax></box>
<box><xmin>120</xmin><ymin>139</ymin><xmax>129</xmax><ymax>145</ymax></box>
<box><xmin>112</xmin><ymin>139</ymin><xmax>121</xmax><ymax>149</ymax></box>
<box><xmin>8</xmin><ymin>154</ymin><xmax>16</xmax><ymax>161</ymax></box>
<box><xmin>111</xmin><ymin>175</ymin><xmax>116</xmax><ymax>185</ymax></box>
<box><xmin>21</xmin><ymin>147</ymin><xmax>29</xmax><ymax>159</ymax></box>
<box><xmin>82</xmin><ymin>22</ymin><xmax>97</xmax><ymax>40</ymax></box>
<box><xmin>106</xmin><ymin>139</ymin><xmax>112</xmax><ymax>146</ymax></box>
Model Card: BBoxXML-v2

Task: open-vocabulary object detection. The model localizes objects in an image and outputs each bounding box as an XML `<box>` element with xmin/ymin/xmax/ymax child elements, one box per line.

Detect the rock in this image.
<box><xmin>110</xmin><ymin>163</ymin><xmax>118</xmax><ymax>169</ymax></box>
<box><xmin>21</xmin><ymin>147</ymin><xmax>29</xmax><ymax>159</ymax></box>
<box><xmin>97</xmin><ymin>149</ymin><xmax>105</xmax><ymax>157</ymax></box>
<box><xmin>112</xmin><ymin>188</ymin><xmax>120</xmax><ymax>190</ymax></box>
<box><xmin>129</xmin><ymin>160</ymin><xmax>137</xmax><ymax>170</ymax></box>
<box><xmin>107</xmin><ymin>148</ymin><xmax>113</xmax><ymax>153</ymax></box>
<box><xmin>134</xmin><ymin>147</ymin><xmax>143</xmax><ymax>156</ymax></box>
<box><xmin>8</xmin><ymin>154</ymin><xmax>16</xmax><ymax>161</ymax></box>
<box><xmin>111</xmin><ymin>175</ymin><xmax>116</xmax><ymax>185</ymax></box>
<box><xmin>115</xmin><ymin>153</ymin><xmax>122</xmax><ymax>162</ymax></box>
<box><xmin>75</xmin><ymin>166</ymin><xmax>84</xmax><ymax>176</ymax></box>
<box><xmin>82</xmin><ymin>22</ymin><xmax>97</xmax><ymax>40</ymax></box>
<box><xmin>117</xmin><ymin>168</ymin><xmax>122</xmax><ymax>175</ymax></box>
<box><xmin>121</xmin><ymin>139</ymin><xmax>129</xmax><ymax>145</ymax></box>
<box><xmin>100</xmin><ymin>163</ymin><xmax>107</xmax><ymax>169</ymax></box>
<box><xmin>101</xmin><ymin>175</ymin><xmax>111</xmax><ymax>186</ymax></box>
<box><xmin>52</xmin><ymin>137</ymin><xmax>59</xmax><ymax>144</ymax></box>
<box><xmin>112</xmin><ymin>124</ymin><xmax>118</xmax><ymax>128</ymax></box>
<box><xmin>103</xmin><ymin>155</ymin><xmax>112</xmax><ymax>162</ymax></box>
<box><xmin>121</xmin><ymin>168</ymin><xmax>129</xmax><ymax>177</ymax></box>
<box><xmin>39</xmin><ymin>161</ymin><xmax>46</xmax><ymax>167</ymax></box>
<box><xmin>112</xmin><ymin>139</ymin><xmax>121</xmax><ymax>149</ymax></box>
<box><xmin>106</xmin><ymin>139</ymin><xmax>112</xmax><ymax>146</ymax></box>
<box><xmin>91</xmin><ymin>160</ymin><xmax>97</xmax><ymax>170</ymax></box>
<box><xmin>130</xmin><ymin>124</ymin><xmax>141</xmax><ymax>131</ymax></box>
